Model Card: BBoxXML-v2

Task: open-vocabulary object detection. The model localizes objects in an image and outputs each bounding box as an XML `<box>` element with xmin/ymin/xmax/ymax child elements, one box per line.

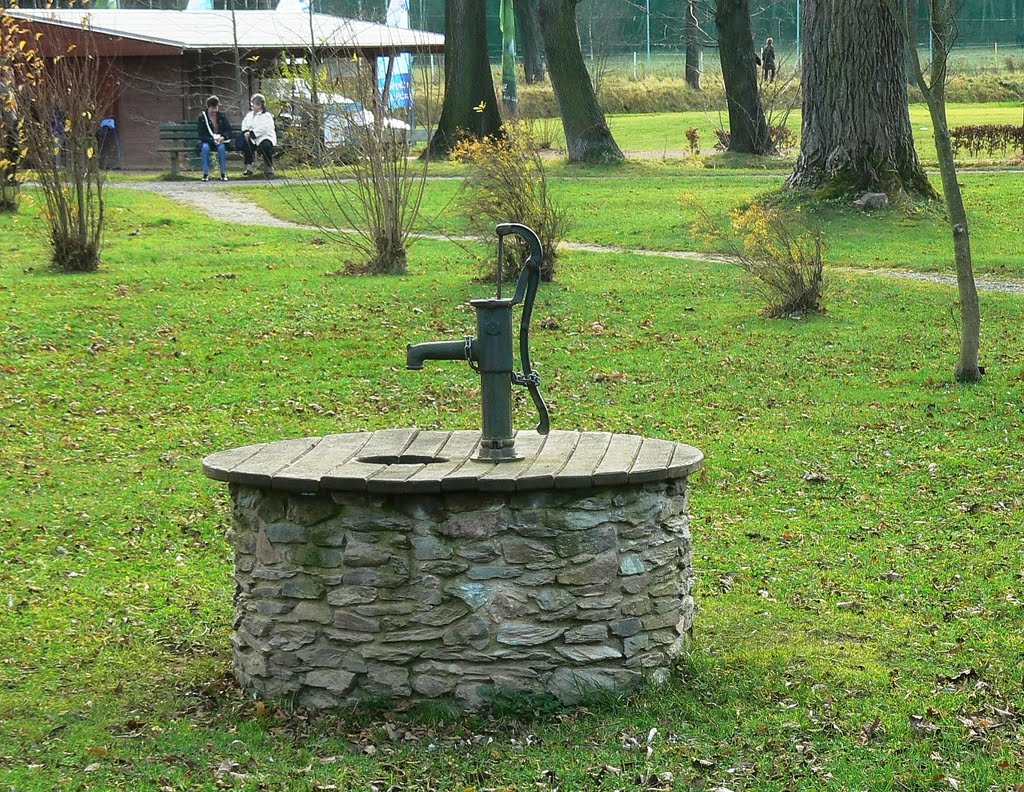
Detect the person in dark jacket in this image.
<box><xmin>761</xmin><ymin>38</ymin><xmax>777</xmax><ymax>83</ymax></box>
<box><xmin>197</xmin><ymin>95</ymin><xmax>232</xmax><ymax>182</ymax></box>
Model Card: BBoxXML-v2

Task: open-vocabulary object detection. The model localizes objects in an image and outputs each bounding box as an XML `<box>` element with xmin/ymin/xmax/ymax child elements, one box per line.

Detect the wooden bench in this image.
<box><xmin>157</xmin><ymin>122</ymin><xmax>202</xmax><ymax>176</ymax></box>
<box><xmin>157</xmin><ymin>121</ymin><xmax>290</xmax><ymax>176</ymax></box>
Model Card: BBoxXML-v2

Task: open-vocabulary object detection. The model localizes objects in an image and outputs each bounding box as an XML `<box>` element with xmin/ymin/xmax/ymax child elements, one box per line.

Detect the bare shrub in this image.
<box><xmin>7</xmin><ymin>19</ymin><xmax>112</xmax><ymax>271</ymax></box>
<box><xmin>280</xmin><ymin>57</ymin><xmax>435</xmax><ymax>275</ymax></box>
<box><xmin>687</xmin><ymin>200</ymin><xmax>826</xmax><ymax>317</ymax></box>
<box><xmin>451</xmin><ymin>120</ymin><xmax>568</xmax><ymax>282</ymax></box>
<box><xmin>685</xmin><ymin>127</ymin><xmax>700</xmax><ymax>154</ymax></box>
<box><xmin>711</xmin><ymin>62</ymin><xmax>800</xmax><ymax>156</ymax></box>
<box><xmin>525</xmin><ymin>115</ymin><xmax>560</xmax><ymax>151</ymax></box>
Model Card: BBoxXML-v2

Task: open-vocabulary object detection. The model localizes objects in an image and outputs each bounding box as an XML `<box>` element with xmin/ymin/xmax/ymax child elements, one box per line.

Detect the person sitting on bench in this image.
<box><xmin>198</xmin><ymin>95</ymin><xmax>232</xmax><ymax>182</ymax></box>
<box><xmin>238</xmin><ymin>93</ymin><xmax>277</xmax><ymax>178</ymax></box>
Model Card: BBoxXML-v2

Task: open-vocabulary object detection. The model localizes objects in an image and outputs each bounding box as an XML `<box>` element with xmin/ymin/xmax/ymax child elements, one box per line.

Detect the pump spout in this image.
<box><xmin>406</xmin><ymin>339</ymin><xmax>474</xmax><ymax>370</ymax></box>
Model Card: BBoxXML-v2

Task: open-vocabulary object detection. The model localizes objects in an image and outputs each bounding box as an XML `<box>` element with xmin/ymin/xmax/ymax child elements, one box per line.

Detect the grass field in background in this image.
<box><xmin>238</xmin><ymin>168</ymin><xmax>1024</xmax><ymax>279</ymax></box>
<box><xmin>540</xmin><ymin>43</ymin><xmax>1024</xmax><ymax>82</ymax></box>
<box><xmin>2</xmin><ymin>186</ymin><xmax>1023</xmax><ymax>790</ymax></box>
<box><xmin>599</xmin><ymin>103</ymin><xmax>1024</xmax><ymax>158</ymax></box>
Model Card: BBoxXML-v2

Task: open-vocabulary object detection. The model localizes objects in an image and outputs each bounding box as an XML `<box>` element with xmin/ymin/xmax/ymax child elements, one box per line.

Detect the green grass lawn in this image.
<box><xmin>2</xmin><ymin>188</ymin><xmax>1023</xmax><ymax>790</ymax></box>
<box><xmin>600</xmin><ymin>103</ymin><xmax>1024</xmax><ymax>163</ymax></box>
<box><xmin>238</xmin><ymin>168</ymin><xmax>1024</xmax><ymax>279</ymax></box>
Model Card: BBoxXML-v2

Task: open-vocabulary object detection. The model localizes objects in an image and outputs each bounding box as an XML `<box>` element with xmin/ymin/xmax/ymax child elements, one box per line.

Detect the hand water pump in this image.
<box><xmin>405</xmin><ymin>223</ymin><xmax>550</xmax><ymax>461</ymax></box>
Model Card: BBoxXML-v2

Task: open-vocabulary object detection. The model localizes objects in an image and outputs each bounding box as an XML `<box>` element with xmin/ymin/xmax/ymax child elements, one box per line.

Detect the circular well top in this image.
<box><xmin>202</xmin><ymin>429</ymin><xmax>703</xmax><ymax>495</ymax></box>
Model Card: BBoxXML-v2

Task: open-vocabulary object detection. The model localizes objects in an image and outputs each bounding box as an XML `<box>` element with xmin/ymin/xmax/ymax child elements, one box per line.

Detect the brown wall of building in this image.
<box><xmin>114</xmin><ymin>52</ymin><xmax>261</xmax><ymax>169</ymax></box>
<box><xmin>117</xmin><ymin>56</ymin><xmax>185</xmax><ymax>169</ymax></box>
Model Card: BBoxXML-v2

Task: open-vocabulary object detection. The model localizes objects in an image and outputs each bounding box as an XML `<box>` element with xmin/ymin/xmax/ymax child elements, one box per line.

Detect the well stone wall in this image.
<box><xmin>228</xmin><ymin>478</ymin><xmax>694</xmax><ymax>710</ymax></box>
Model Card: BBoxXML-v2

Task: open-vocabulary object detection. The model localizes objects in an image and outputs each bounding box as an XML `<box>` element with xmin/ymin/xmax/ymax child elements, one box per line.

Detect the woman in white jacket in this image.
<box><xmin>239</xmin><ymin>93</ymin><xmax>277</xmax><ymax>178</ymax></box>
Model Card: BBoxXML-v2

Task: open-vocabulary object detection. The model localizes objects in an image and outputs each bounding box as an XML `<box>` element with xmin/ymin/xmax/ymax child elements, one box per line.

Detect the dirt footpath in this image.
<box><xmin>122</xmin><ymin>180</ymin><xmax>1024</xmax><ymax>296</ymax></box>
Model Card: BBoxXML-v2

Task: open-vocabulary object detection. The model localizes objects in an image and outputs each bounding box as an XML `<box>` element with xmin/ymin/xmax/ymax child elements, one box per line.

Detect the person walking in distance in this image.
<box><xmin>761</xmin><ymin>37</ymin><xmax>777</xmax><ymax>83</ymax></box>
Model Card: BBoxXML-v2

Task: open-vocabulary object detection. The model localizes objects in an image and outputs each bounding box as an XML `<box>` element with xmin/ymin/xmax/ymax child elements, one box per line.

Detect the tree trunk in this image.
<box><xmin>913</xmin><ymin>2</ymin><xmax>981</xmax><ymax>381</ymax></box>
<box><xmin>787</xmin><ymin>0</ymin><xmax>831</xmax><ymax>185</ymax></box>
<box><xmin>685</xmin><ymin>0</ymin><xmax>701</xmax><ymax>90</ymax></box>
<box><xmin>1</xmin><ymin>106</ymin><xmax>18</xmax><ymax>212</ymax></box>
<box><xmin>715</xmin><ymin>0</ymin><xmax>771</xmax><ymax>154</ymax></box>
<box><xmin>932</xmin><ymin>109</ymin><xmax>982</xmax><ymax>381</ymax></box>
<box><xmin>537</xmin><ymin>0</ymin><xmax>623</xmax><ymax>163</ymax></box>
<box><xmin>426</xmin><ymin>0</ymin><xmax>503</xmax><ymax>159</ymax></box>
<box><xmin>788</xmin><ymin>0</ymin><xmax>935</xmax><ymax>197</ymax></box>
<box><xmin>515</xmin><ymin>0</ymin><xmax>546</xmax><ymax>83</ymax></box>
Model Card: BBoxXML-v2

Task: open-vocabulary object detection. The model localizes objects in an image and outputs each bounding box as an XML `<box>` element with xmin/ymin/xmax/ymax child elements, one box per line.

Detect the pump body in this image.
<box><xmin>406</xmin><ymin>223</ymin><xmax>550</xmax><ymax>461</ymax></box>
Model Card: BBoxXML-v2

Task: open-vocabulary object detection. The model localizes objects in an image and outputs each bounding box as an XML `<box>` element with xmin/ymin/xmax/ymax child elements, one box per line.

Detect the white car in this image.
<box><xmin>323</xmin><ymin>97</ymin><xmax>410</xmax><ymax>147</ymax></box>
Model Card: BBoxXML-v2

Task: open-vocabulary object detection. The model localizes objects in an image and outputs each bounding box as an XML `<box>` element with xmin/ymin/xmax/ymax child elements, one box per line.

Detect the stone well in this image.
<box><xmin>203</xmin><ymin>428</ymin><xmax>702</xmax><ymax>710</ymax></box>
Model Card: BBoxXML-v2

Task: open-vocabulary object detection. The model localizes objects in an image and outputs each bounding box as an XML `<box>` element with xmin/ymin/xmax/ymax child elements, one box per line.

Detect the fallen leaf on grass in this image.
<box><xmin>909</xmin><ymin>714</ymin><xmax>941</xmax><ymax>736</ymax></box>
<box><xmin>587</xmin><ymin>764</ymin><xmax>623</xmax><ymax>780</ymax></box>
<box><xmin>860</xmin><ymin>715</ymin><xmax>881</xmax><ymax>743</ymax></box>
<box><xmin>937</xmin><ymin>668</ymin><xmax>976</xmax><ymax>686</ymax></box>
<box><xmin>634</xmin><ymin>771</ymin><xmax>674</xmax><ymax>789</ymax></box>
<box><xmin>214</xmin><ymin>759</ymin><xmax>240</xmax><ymax>776</ymax></box>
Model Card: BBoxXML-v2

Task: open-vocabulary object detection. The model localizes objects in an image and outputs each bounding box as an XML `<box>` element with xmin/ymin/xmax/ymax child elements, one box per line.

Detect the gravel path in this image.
<box><xmin>124</xmin><ymin>180</ymin><xmax>1024</xmax><ymax>296</ymax></box>
<box><xmin>126</xmin><ymin>180</ymin><xmax>315</xmax><ymax>229</ymax></box>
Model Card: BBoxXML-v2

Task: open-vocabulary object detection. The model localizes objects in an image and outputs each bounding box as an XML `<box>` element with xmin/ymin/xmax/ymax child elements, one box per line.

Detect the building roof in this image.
<box><xmin>6</xmin><ymin>9</ymin><xmax>444</xmax><ymax>55</ymax></box>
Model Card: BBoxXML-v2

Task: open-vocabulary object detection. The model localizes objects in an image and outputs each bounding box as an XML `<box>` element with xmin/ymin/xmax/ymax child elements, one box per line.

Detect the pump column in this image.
<box><xmin>472</xmin><ymin>298</ymin><xmax>517</xmax><ymax>460</ymax></box>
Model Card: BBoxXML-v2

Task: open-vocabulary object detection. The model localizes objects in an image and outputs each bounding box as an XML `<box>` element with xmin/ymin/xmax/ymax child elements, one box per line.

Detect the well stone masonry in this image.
<box><xmin>228</xmin><ymin>479</ymin><xmax>695</xmax><ymax>709</ymax></box>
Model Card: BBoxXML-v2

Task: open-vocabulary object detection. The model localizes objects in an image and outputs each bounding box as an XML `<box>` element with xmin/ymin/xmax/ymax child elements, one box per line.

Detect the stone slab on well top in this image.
<box><xmin>203</xmin><ymin>429</ymin><xmax>704</xmax><ymax>495</ymax></box>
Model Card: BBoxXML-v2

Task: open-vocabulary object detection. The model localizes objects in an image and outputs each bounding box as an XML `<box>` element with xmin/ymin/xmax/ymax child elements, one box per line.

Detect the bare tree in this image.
<box><xmin>716</xmin><ymin>0</ymin><xmax>771</xmax><ymax>154</ymax></box>
<box><xmin>685</xmin><ymin>0</ymin><xmax>702</xmax><ymax>90</ymax></box>
<box><xmin>8</xmin><ymin>19</ymin><xmax>113</xmax><ymax>271</ymax></box>
<box><xmin>537</xmin><ymin>0</ymin><xmax>623</xmax><ymax>163</ymax></box>
<box><xmin>883</xmin><ymin>0</ymin><xmax>982</xmax><ymax>382</ymax></box>
<box><xmin>514</xmin><ymin>0</ymin><xmax>546</xmax><ymax>84</ymax></box>
<box><xmin>577</xmin><ymin>0</ymin><xmax>627</xmax><ymax>100</ymax></box>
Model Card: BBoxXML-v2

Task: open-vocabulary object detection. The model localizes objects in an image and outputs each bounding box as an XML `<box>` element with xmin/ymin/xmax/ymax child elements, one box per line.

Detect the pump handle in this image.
<box><xmin>496</xmin><ymin>223</ymin><xmax>550</xmax><ymax>435</ymax></box>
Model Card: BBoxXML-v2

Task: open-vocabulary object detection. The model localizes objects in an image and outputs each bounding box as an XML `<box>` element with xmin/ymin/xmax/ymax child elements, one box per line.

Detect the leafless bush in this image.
<box><xmin>687</xmin><ymin>199</ymin><xmax>826</xmax><ymax>317</ymax></box>
<box><xmin>452</xmin><ymin>120</ymin><xmax>569</xmax><ymax>282</ymax></box>
<box><xmin>280</xmin><ymin>57</ymin><xmax>435</xmax><ymax>275</ymax></box>
<box><xmin>7</xmin><ymin>19</ymin><xmax>112</xmax><ymax>271</ymax></box>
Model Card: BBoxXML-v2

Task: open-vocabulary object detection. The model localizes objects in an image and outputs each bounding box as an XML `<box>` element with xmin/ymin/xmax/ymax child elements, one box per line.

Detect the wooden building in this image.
<box><xmin>5</xmin><ymin>8</ymin><xmax>444</xmax><ymax>168</ymax></box>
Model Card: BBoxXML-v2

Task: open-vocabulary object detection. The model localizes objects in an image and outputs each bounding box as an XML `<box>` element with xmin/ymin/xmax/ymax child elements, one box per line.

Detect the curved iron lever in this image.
<box><xmin>497</xmin><ymin>223</ymin><xmax>550</xmax><ymax>435</ymax></box>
